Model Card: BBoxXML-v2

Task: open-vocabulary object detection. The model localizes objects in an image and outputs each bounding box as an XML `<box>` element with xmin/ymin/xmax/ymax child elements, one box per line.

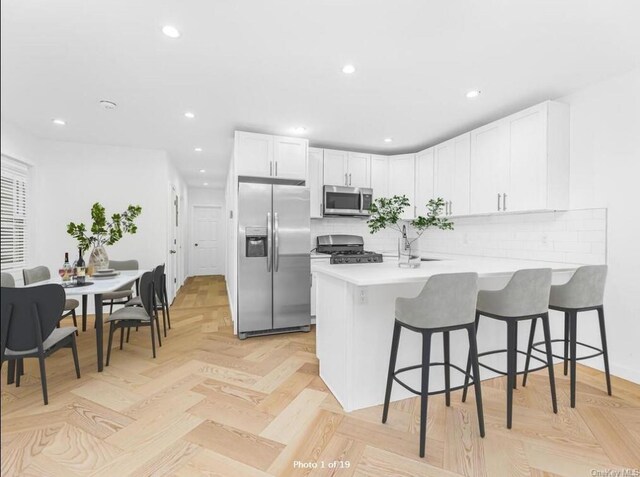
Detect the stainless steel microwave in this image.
<box><xmin>323</xmin><ymin>186</ymin><xmax>373</xmax><ymax>217</ymax></box>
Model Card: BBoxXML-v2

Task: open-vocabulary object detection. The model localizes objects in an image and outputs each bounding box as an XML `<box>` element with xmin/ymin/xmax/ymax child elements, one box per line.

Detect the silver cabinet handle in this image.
<box><xmin>414</xmin><ymin>205</ymin><xmax>417</xmax><ymax>217</ymax></box>
<box><xmin>266</xmin><ymin>212</ymin><xmax>272</xmax><ymax>272</ymax></box>
<box><xmin>320</xmin><ymin>203</ymin><xmax>323</xmax><ymax>216</ymax></box>
<box><xmin>503</xmin><ymin>193</ymin><xmax>507</xmax><ymax>211</ymax></box>
<box><xmin>497</xmin><ymin>193</ymin><xmax>502</xmax><ymax>211</ymax></box>
<box><xmin>270</xmin><ymin>161</ymin><xmax>273</xmax><ymax>176</ymax></box>
<box><xmin>274</xmin><ymin>212</ymin><xmax>280</xmax><ymax>272</ymax></box>
<box><xmin>275</xmin><ymin>161</ymin><xmax>278</xmax><ymax>176</ymax></box>
<box><xmin>349</xmin><ymin>173</ymin><xmax>352</xmax><ymax>186</ymax></box>
<box><xmin>344</xmin><ymin>173</ymin><xmax>348</xmax><ymax>185</ymax></box>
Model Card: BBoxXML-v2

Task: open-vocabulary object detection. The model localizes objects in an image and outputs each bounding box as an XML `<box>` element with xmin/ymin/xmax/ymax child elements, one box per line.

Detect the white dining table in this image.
<box><xmin>32</xmin><ymin>270</ymin><xmax>147</xmax><ymax>371</ymax></box>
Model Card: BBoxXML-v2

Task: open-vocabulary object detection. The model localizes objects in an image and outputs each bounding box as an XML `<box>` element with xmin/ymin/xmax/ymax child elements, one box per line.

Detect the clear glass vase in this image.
<box><xmin>398</xmin><ymin>237</ymin><xmax>421</xmax><ymax>268</ymax></box>
<box><xmin>88</xmin><ymin>245</ymin><xmax>109</xmax><ymax>272</ymax></box>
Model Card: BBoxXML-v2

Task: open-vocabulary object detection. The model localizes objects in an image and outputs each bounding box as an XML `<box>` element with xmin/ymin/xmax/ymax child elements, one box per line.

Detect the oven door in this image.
<box><xmin>323</xmin><ymin>186</ymin><xmax>371</xmax><ymax>216</ymax></box>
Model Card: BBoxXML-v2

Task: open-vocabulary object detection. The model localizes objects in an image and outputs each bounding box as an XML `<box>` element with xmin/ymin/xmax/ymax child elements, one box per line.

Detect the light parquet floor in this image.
<box><xmin>2</xmin><ymin>276</ymin><xmax>639</xmax><ymax>476</ymax></box>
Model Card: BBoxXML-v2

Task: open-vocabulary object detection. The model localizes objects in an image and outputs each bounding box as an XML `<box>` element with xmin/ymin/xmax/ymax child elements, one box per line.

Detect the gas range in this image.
<box><xmin>316</xmin><ymin>234</ymin><xmax>384</xmax><ymax>265</ymax></box>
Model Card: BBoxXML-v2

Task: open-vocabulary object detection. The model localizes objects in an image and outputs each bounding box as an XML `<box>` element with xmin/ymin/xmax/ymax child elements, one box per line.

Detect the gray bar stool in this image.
<box><xmin>523</xmin><ymin>265</ymin><xmax>610</xmax><ymax>408</ymax></box>
<box><xmin>382</xmin><ymin>273</ymin><xmax>485</xmax><ymax>458</ymax></box>
<box><xmin>462</xmin><ymin>268</ymin><xmax>558</xmax><ymax>429</ymax></box>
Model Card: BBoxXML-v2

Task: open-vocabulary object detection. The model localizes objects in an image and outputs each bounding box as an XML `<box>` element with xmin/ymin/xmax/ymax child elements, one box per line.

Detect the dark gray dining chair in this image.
<box><xmin>126</xmin><ymin>264</ymin><xmax>170</xmax><ymax>338</ymax></box>
<box><xmin>1</xmin><ymin>272</ymin><xmax>15</xmax><ymax>287</ymax></box>
<box><xmin>23</xmin><ymin>266</ymin><xmax>79</xmax><ymax>334</ymax></box>
<box><xmin>101</xmin><ymin>259</ymin><xmax>139</xmax><ymax>314</ymax></box>
<box><xmin>106</xmin><ymin>271</ymin><xmax>162</xmax><ymax>363</ymax></box>
<box><xmin>1</xmin><ymin>284</ymin><xmax>81</xmax><ymax>405</ymax></box>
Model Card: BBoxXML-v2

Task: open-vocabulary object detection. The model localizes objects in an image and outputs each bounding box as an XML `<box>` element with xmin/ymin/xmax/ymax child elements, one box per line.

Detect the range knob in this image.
<box><xmin>356</xmin><ymin>258</ymin><xmax>361</xmax><ymax>263</ymax></box>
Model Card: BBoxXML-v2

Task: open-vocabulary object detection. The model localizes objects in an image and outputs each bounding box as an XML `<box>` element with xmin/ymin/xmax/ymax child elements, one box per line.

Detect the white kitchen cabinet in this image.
<box><xmin>434</xmin><ymin>133</ymin><xmax>470</xmax><ymax>216</ymax></box>
<box><xmin>388</xmin><ymin>154</ymin><xmax>416</xmax><ymax>220</ymax></box>
<box><xmin>274</xmin><ymin>136</ymin><xmax>307</xmax><ymax>180</ymax></box>
<box><xmin>234</xmin><ymin>131</ymin><xmax>273</xmax><ymax>178</ymax></box>
<box><xmin>370</xmin><ymin>154</ymin><xmax>389</xmax><ymax>200</ymax></box>
<box><xmin>469</xmin><ymin>101</ymin><xmax>569</xmax><ymax>214</ymax></box>
<box><xmin>309</xmin><ymin>148</ymin><xmax>324</xmax><ymax>218</ymax></box>
<box><xmin>322</xmin><ymin>149</ymin><xmax>370</xmax><ymax>187</ymax></box>
<box><xmin>323</xmin><ymin>149</ymin><xmax>348</xmax><ymax>186</ymax></box>
<box><xmin>347</xmin><ymin>152</ymin><xmax>371</xmax><ymax>188</ymax></box>
<box><xmin>234</xmin><ymin>131</ymin><xmax>308</xmax><ymax>181</ymax></box>
<box><xmin>415</xmin><ymin>148</ymin><xmax>435</xmax><ymax>217</ymax></box>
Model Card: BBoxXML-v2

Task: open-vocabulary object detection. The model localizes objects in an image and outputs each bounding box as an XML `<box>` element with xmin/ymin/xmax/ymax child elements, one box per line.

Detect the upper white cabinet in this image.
<box><xmin>388</xmin><ymin>154</ymin><xmax>416</xmax><ymax>220</ymax></box>
<box><xmin>308</xmin><ymin>148</ymin><xmax>324</xmax><ymax>218</ymax></box>
<box><xmin>370</xmin><ymin>155</ymin><xmax>389</xmax><ymax>200</ymax></box>
<box><xmin>434</xmin><ymin>133</ymin><xmax>470</xmax><ymax>216</ymax></box>
<box><xmin>415</xmin><ymin>148</ymin><xmax>435</xmax><ymax>217</ymax></box>
<box><xmin>469</xmin><ymin>101</ymin><xmax>569</xmax><ymax>214</ymax></box>
<box><xmin>323</xmin><ymin>149</ymin><xmax>371</xmax><ymax>187</ymax></box>
<box><xmin>234</xmin><ymin>131</ymin><xmax>308</xmax><ymax>181</ymax></box>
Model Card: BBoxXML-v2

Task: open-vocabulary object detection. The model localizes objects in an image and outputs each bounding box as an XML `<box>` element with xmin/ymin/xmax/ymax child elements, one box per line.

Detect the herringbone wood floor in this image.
<box><xmin>2</xmin><ymin>276</ymin><xmax>639</xmax><ymax>476</ymax></box>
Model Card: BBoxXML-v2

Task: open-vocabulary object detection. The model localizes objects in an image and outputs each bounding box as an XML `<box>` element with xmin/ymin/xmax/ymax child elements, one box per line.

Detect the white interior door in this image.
<box><xmin>191</xmin><ymin>205</ymin><xmax>223</xmax><ymax>276</ymax></box>
<box><xmin>168</xmin><ymin>185</ymin><xmax>179</xmax><ymax>302</ymax></box>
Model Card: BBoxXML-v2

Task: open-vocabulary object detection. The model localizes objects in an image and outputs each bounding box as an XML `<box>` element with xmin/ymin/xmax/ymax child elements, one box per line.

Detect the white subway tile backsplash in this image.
<box><xmin>419</xmin><ymin>208</ymin><xmax>607</xmax><ymax>265</ymax></box>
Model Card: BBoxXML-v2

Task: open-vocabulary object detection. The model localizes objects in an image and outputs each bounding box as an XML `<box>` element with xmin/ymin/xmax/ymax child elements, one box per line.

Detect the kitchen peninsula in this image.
<box><xmin>314</xmin><ymin>256</ymin><xmax>582</xmax><ymax>412</ymax></box>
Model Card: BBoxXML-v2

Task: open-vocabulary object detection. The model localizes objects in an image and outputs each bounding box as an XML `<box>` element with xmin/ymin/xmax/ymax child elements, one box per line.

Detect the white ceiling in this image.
<box><xmin>2</xmin><ymin>0</ymin><xmax>639</xmax><ymax>187</ymax></box>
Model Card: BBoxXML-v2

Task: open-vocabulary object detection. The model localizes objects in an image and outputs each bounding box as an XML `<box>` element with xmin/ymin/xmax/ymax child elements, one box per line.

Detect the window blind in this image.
<box><xmin>1</xmin><ymin>155</ymin><xmax>29</xmax><ymax>271</ymax></box>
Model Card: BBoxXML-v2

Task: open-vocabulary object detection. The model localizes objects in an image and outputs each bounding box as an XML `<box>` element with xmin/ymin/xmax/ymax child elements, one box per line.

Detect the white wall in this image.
<box><xmin>187</xmin><ymin>186</ymin><xmax>226</xmax><ymax>276</ymax></box>
<box><xmin>557</xmin><ymin>67</ymin><xmax>640</xmax><ymax>383</ymax></box>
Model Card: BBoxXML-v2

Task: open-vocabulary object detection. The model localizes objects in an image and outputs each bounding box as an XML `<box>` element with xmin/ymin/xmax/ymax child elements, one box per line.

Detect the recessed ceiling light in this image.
<box><xmin>292</xmin><ymin>126</ymin><xmax>306</xmax><ymax>134</ymax></box>
<box><xmin>162</xmin><ymin>25</ymin><xmax>181</xmax><ymax>39</ymax></box>
<box><xmin>99</xmin><ymin>100</ymin><xmax>117</xmax><ymax>110</ymax></box>
<box><xmin>342</xmin><ymin>64</ymin><xmax>356</xmax><ymax>74</ymax></box>
<box><xmin>52</xmin><ymin>118</ymin><xmax>66</xmax><ymax>126</ymax></box>
<box><xmin>203</xmin><ymin>182</ymin><xmax>209</xmax><ymax>186</ymax></box>
<box><xmin>184</xmin><ymin>111</ymin><xmax>195</xmax><ymax>119</ymax></box>
<box><xmin>466</xmin><ymin>90</ymin><xmax>481</xmax><ymax>99</ymax></box>
<box><xmin>199</xmin><ymin>169</ymin><xmax>206</xmax><ymax>173</ymax></box>
<box><xmin>384</xmin><ymin>137</ymin><xmax>393</xmax><ymax>143</ymax></box>
<box><xmin>194</xmin><ymin>147</ymin><xmax>203</xmax><ymax>152</ymax></box>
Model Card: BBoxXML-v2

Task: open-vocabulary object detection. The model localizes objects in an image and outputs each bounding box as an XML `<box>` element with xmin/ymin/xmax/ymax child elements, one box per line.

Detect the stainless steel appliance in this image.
<box><xmin>238</xmin><ymin>181</ymin><xmax>311</xmax><ymax>339</ymax></box>
<box><xmin>316</xmin><ymin>234</ymin><xmax>383</xmax><ymax>264</ymax></box>
<box><xmin>323</xmin><ymin>185</ymin><xmax>373</xmax><ymax>217</ymax></box>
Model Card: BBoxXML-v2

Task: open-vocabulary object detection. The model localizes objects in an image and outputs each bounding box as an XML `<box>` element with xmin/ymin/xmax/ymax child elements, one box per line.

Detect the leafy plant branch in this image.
<box><xmin>67</xmin><ymin>203</ymin><xmax>142</xmax><ymax>251</ymax></box>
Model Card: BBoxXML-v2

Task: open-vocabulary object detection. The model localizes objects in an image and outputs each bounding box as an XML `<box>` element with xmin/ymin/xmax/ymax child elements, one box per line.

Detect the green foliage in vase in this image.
<box><xmin>67</xmin><ymin>203</ymin><xmax>142</xmax><ymax>251</ymax></box>
<box><xmin>367</xmin><ymin>195</ymin><xmax>453</xmax><ymax>245</ymax></box>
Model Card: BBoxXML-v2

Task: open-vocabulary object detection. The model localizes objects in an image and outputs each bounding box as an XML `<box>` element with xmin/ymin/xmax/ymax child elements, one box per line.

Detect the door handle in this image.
<box><xmin>267</xmin><ymin>212</ymin><xmax>272</xmax><ymax>272</ymax></box>
<box><xmin>274</xmin><ymin>212</ymin><xmax>280</xmax><ymax>272</ymax></box>
<box><xmin>503</xmin><ymin>193</ymin><xmax>507</xmax><ymax>211</ymax></box>
<box><xmin>169</xmin><ymin>250</ymin><xmax>177</xmax><ymax>254</ymax></box>
<box><xmin>497</xmin><ymin>193</ymin><xmax>502</xmax><ymax>211</ymax></box>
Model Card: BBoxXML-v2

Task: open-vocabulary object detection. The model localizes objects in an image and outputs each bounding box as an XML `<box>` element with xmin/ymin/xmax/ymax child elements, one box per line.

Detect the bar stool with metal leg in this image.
<box><xmin>382</xmin><ymin>273</ymin><xmax>485</xmax><ymax>458</ymax></box>
<box><xmin>523</xmin><ymin>265</ymin><xmax>610</xmax><ymax>407</ymax></box>
<box><xmin>462</xmin><ymin>268</ymin><xmax>558</xmax><ymax>429</ymax></box>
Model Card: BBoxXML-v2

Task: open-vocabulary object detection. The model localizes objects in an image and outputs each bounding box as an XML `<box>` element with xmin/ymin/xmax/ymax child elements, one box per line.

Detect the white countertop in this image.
<box><xmin>312</xmin><ymin>255</ymin><xmax>585</xmax><ymax>286</ymax></box>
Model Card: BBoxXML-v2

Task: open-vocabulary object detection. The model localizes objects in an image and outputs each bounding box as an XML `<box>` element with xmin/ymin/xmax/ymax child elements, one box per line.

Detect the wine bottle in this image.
<box><xmin>63</xmin><ymin>252</ymin><xmax>72</xmax><ymax>282</ymax></box>
<box><xmin>76</xmin><ymin>247</ymin><xmax>86</xmax><ymax>283</ymax></box>
<box><xmin>77</xmin><ymin>247</ymin><xmax>85</xmax><ymax>268</ymax></box>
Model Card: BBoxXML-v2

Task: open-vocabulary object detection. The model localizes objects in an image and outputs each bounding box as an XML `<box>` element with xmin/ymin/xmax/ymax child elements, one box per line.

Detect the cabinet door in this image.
<box><xmin>323</xmin><ymin>149</ymin><xmax>348</xmax><ymax>186</ymax></box>
<box><xmin>370</xmin><ymin>155</ymin><xmax>389</xmax><ymax>201</ymax></box>
<box><xmin>308</xmin><ymin>148</ymin><xmax>324</xmax><ymax>218</ymax></box>
<box><xmin>434</xmin><ymin>141</ymin><xmax>454</xmax><ymax>208</ymax></box>
<box><xmin>505</xmin><ymin>103</ymin><xmax>547</xmax><ymax>212</ymax></box>
<box><xmin>274</xmin><ymin>136</ymin><xmax>307</xmax><ymax>180</ymax></box>
<box><xmin>469</xmin><ymin>121</ymin><xmax>509</xmax><ymax>214</ymax></box>
<box><xmin>235</xmin><ymin>132</ymin><xmax>273</xmax><ymax>177</ymax></box>
<box><xmin>451</xmin><ymin>133</ymin><xmax>471</xmax><ymax>216</ymax></box>
<box><xmin>347</xmin><ymin>152</ymin><xmax>371</xmax><ymax>188</ymax></box>
<box><xmin>388</xmin><ymin>154</ymin><xmax>416</xmax><ymax>220</ymax></box>
<box><xmin>415</xmin><ymin>148</ymin><xmax>434</xmax><ymax>217</ymax></box>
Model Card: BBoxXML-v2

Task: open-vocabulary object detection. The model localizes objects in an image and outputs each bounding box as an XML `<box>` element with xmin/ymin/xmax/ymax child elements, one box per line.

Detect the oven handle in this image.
<box><xmin>359</xmin><ymin>191</ymin><xmax>364</xmax><ymax>213</ymax></box>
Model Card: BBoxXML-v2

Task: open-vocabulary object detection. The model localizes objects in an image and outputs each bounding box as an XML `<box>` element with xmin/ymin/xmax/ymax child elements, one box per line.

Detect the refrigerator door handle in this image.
<box><xmin>267</xmin><ymin>212</ymin><xmax>272</xmax><ymax>272</ymax></box>
<box><xmin>274</xmin><ymin>212</ymin><xmax>280</xmax><ymax>272</ymax></box>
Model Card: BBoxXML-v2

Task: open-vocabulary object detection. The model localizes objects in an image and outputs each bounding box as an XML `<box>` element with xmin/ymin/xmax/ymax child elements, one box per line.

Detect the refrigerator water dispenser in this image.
<box><xmin>245</xmin><ymin>227</ymin><xmax>268</xmax><ymax>257</ymax></box>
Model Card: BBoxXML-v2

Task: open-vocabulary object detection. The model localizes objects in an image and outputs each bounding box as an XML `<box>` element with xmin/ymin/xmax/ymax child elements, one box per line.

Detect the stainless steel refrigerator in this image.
<box><xmin>237</xmin><ymin>181</ymin><xmax>311</xmax><ymax>339</ymax></box>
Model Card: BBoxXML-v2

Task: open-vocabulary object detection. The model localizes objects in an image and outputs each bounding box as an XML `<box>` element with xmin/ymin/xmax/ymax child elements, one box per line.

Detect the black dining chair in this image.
<box><xmin>23</xmin><ymin>266</ymin><xmax>80</xmax><ymax>335</ymax></box>
<box><xmin>101</xmin><ymin>259</ymin><xmax>140</xmax><ymax>317</ymax></box>
<box><xmin>126</xmin><ymin>264</ymin><xmax>170</xmax><ymax>338</ymax></box>
<box><xmin>1</xmin><ymin>283</ymin><xmax>81</xmax><ymax>405</ymax></box>
<box><xmin>105</xmin><ymin>271</ymin><xmax>162</xmax><ymax>363</ymax></box>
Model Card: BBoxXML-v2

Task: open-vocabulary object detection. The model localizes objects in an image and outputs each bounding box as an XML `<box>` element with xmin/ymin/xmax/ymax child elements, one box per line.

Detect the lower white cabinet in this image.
<box><xmin>388</xmin><ymin>154</ymin><xmax>416</xmax><ymax>220</ymax></box>
<box><xmin>309</xmin><ymin>148</ymin><xmax>324</xmax><ymax>218</ymax></box>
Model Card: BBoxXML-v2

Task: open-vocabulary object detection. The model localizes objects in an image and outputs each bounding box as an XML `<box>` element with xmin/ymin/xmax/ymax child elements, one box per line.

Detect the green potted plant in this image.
<box><xmin>67</xmin><ymin>203</ymin><xmax>142</xmax><ymax>271</ymax></box>
<box><xmin>367</xmin><ymin>196</ymin><xmax>453</xmax><ymax>268</ymax></box>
